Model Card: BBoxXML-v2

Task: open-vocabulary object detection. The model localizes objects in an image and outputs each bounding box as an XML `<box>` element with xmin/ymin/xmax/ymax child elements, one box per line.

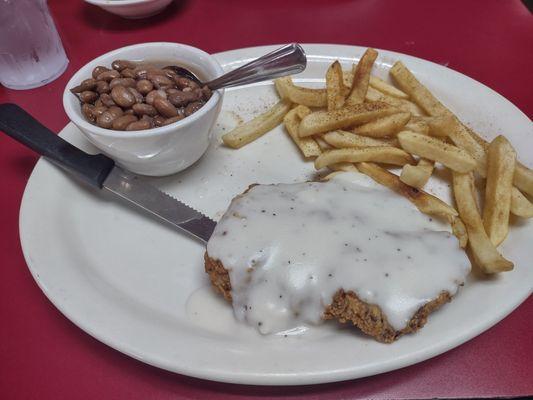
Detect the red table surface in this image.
<box><xmin>1</xmin><ymin>1</ymin><xmax>532</xmax><ymax>399</ymax></box>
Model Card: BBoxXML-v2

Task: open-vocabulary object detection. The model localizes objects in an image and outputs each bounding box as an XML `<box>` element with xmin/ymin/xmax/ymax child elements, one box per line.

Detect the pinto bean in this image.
<box><xmin>167</xmin><ymin>90</ymin><xmax>200</xmax><ymax>107</ymax></box>
<box><xmin>107</xmin><ymin>106</ymin><xmax>124</xmax><ymax>119</ymax></box>
<box><xmin>153</xmin><ymin>115</ymin><xmax>166</xmax><ymax>127</ymax></box>
<box><xmin>132</xmin><ymin>103</ymin><xmax>157</xmax><ymax>116</ymax></box>
<box><xmin>92</xmin><ymin>105</ymin><xmax>108</xmax><ymax>117</ymax></box>
<box><xmin>126</xmin><ymin>119</ymin><xmax>152</xmax><ymax>131</ymax></box>
<box><xmin>147</xmin><ymin>73</ymin><xmax>173</xmax><ymax>89</ymax></box>
<box><xmin>109</xmin><ymin>77</ymin><xmax>136</xmax><ymax>89</ymax></box>
<box><xmin>95</xmin><ymin>80</ymin><xmax>110</xmax><ymax>94</ymax></box>
<box><xmin>162</xmin><ymin>115</ymin><xmax>184</xmax><ymax>126</ymax></box>
<box><xmin>70</xmin><ymin>78</ymin><xmax>97</xmax><ymax>93</ymax></box>
<box><xmin>184</xmin><ymin>101</ymin><xmax>204</xmax><ymax>116</ymax></box>
<box><xmin>120</xmin><ymin>68</ymin><xmax>136</xmax><ymax>78</ymax></box>
<box><xmin>96</xmin><ymin>111</ymin><xmax>116</xmax><ymax>128</ymax></box>
<box><xmin>111</xmin><ymin>85</ymin><xmax>136</xmax><ymax>107</ymax></box>
<box><xmin>81</xmin><ymin>104</ymin><xmax>96</xmax><ymax>122</ymax></box>
<box><xmin>145</xmin><ymin>89</ymin><xmax>167</xmax><ymax>105</ymax></box>
<box><xmin>111</xmin><ymin>59</ymin><xmax>137</xmax><ymax>71</ymax></box>
<box><xmin>92</xmin><ymin>66</ymin><xmax>110</xmax><ymax>79</ymax></box>
<box><xmin>96</xmin><ymin>69</ymin><xmax>121</xmax><ymax>82</ymax></box>
<box><xmin>128</xmin><ymin>87</ymin><xmax>144</xmax><ymax>104</ymax></box>
<box><xmin>174</xmin><ymin>76</ymin><xmax>199</xmax><ymax>90</ymax></box>
<box><xmin>79</xmin><ymin>91</ymin><xmax>98</xmax><ymax>103</ymax></box>
<box><xmin>112</xmin><ymin>114</ymin><xmax>138</xmax><ymax>130</ymax></box>
<box><xmin>136</xmin><ymin>79</ymin><xmax>153</xmax><ymax>95</ymax></box>
<box><xmin>153</xmin><ymin>97</ymin><xmax>178</xmax><ymax>118</ymax></box>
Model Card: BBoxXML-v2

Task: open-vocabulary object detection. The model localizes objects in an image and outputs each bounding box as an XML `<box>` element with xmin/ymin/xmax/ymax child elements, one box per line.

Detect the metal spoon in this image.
<box><xmin>164</xmin><ymin>43</ymin><xmax>307</xmax><ymax>90</ymax></box>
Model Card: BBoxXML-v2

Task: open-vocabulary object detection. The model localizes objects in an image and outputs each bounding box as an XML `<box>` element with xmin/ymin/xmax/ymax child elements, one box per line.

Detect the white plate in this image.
<box><xmin>19</xmin><ymin>44</ymin><xmax>533</xmax><ymax>385</ymax></box>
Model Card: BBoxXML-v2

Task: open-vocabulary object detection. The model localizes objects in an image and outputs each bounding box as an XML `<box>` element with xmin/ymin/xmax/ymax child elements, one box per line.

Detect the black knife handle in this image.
<box><xmin>0</xmin><ymin>103</ymin><xmax>114</xmax><ymax>188</ymax></box>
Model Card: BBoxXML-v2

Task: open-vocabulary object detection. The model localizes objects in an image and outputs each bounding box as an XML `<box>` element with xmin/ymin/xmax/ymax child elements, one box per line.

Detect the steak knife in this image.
<box><xmin>0</xmin><ymin>103</ymin><xmax>216</xmax><ymax>243</ymax></box>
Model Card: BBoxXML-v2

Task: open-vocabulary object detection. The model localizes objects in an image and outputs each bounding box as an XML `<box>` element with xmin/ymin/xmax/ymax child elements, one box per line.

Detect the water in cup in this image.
<box><xmin>0</xmin><ymin>0</ymin><xmax>69</xmax><ymax>90</ymax></box>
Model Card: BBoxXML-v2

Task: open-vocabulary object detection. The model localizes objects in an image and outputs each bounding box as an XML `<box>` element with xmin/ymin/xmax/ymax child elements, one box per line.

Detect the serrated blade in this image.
<box><xmin>103</xmin><ymin>167</ymin><xmax>216</xmax><ymax>243</ymax></box>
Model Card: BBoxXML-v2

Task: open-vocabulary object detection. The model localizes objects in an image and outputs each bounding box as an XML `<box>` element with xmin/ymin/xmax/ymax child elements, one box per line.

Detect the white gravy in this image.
<box><xmin>206</xmin><ymin>172</ymin><xmax>470</xmax><ymax>334</ymax></box>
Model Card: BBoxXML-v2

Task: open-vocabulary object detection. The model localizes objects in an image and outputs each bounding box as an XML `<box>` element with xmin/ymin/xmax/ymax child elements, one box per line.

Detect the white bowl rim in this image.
<box><xmin>63</xmin><ymin>42</ymin><xmax>224</xmax><ymax>139</ymax></box>
<box><xmin>84</xmin><ymin>0</ymin><xmax>159</xmax><ymax>6</ymax></box>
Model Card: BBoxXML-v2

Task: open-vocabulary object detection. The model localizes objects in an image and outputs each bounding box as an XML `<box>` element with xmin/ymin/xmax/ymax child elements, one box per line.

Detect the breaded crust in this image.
<box><xmin>204</xmin><ymin>253</ymin><xmax>451</xmax><ymax>343</ymax></box>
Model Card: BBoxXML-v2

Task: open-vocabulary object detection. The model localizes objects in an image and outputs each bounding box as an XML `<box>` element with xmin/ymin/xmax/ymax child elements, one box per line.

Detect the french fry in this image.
<box><xmin>452</xmin><ymin>171</ymin><xmax>513</xmax><ymax>273</ymax></box>
<box><xmin>321</xmin><ymin>171</ymin><xmax>345</xmax><ymax>181</ymax></box>
<box><xmin>329</xmin><ymin>162</ymin><xmax>359</xmax><ymax>172</ymax></box>
<box><xmin>222</xmin><ymin>99</ymin><xmax>292</xmax><ymax>148</ymax></box>
<box><xmin>353</xmin><ymin>112</ymin><xmax>411</xmax><ymax>138</ymax></box>
<box><xmin>404</xmin><ymin>118</ymin><xmax>430</xmax><ymax>135</ymax></box>
<box><xmin>294</xmin><ymin>104</ymin><xmax>311</xmax><ymax>119</ymax></box>
<box><xmin>400</xmin><ymin>158</ymin><xmax>434</xmax><ymax>189</ymax></box>
<box><xmin>365</xmin><ymin>86</ymin><xmax>424</xmax><ymax>116</ymax></box>
<box><xmin>465</xmin><ymin>126</ymin><xmax>533</xmax><ymax>197</ymax></box>
<box><xmin>346</xmin><ymin>48</ymin><xmax>378</xmax><ymax>105</ymax></box>
<box><xmin>342</xmin><ymin>69</ymin><xmax>353</xmax><ymax>88</ymax></box>
<box><xmin>274</xmin><ymin>77</ymin><xmax>327</xmax><ymax>107</ymax></box>
<box><xmin>513</xmin><ymin>163</ymin><xmax>533</xmax><ymax>198</ymax></box>
<box><xmin>274</xmin><ymin>76</ymin><xmax>291</xmax><ymax>99</ymax></box>
<box><xmin>323</xmin><ymin>130</ymin><xmax>398</xmax><ymax>148</ymax></box>
<box><xmin>446</xmin><ymin>118</ymin><xmax>487</xmax><ymax>174</ymax></box>
<box><xmin>397</xmin><ymin>131</ymin><xmax>476</xmax><ymax>173</ymax></box>
<box><xmin>283</xmin><ymin>107</ymin><xmax>321</xmax><ymax>158</ymax></box>
<box><xmin>451</xmin><ymin>217</ymin><xmax>468</xmax><ymax>248</ymax></box>
<box><xmin>315</xmin><ymin>136</ymin><xmax>334</xmax><ymax>151</ymax></box>
<box><xmin>357</xmin><ymin>162</ymin><xmax>459</xmax><ymax>220</ymax></box>
<box><xmin>369</xmin><ymin>75</ymin><xmax>409</xmax><ymax>99</ymax></box>
<box><xmin>483</xmin><ymin>136</ymin><xmax>516</xmax><ymax>246</ymax></box>
<box><xmin>389</xmin><ymin>61</ymin><xmax>449</xmax><ymax>116</ymax></box>
<box><xmin>344</xmin><ymin>70</ymin><xmax>409</xmax><ymax>99</ymax></box>
<box><xmin>510</xmin><ymin>187</ymin><xmax>533</xmax><ymax>218</ymax></box>
<box><xmin>293</xmin><ymin>105</ymin><xmax>312</xmax><ymax>119</ymax></box>
<box><xmin>299</xmin><ymin>102</ymin><xmax>398</xmax><ymax>137</ymax></box>
<box><xmin>326</xmin><ymin>61</ymin><xmax>346</xmax><ymax>111</ymax></box>
<box><xmin>465</xmin><ymin>126</ymin><xmax>489</xmax><ymax>149</ymax></box>
<box><xmin>314</xmin><ymin>147</ymin><xmax>414</xmax><ymax>170</ymax></box>
<box><xmin>427</xmin><ymin>114</ymin><xmax>456</xmax><ymax>137</ymax></box>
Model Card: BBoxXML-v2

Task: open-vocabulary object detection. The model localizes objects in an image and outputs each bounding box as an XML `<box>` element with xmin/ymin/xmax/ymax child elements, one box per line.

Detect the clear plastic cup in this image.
<box><xmin>0</xmin><ymin>0</ymin><xmax>69</xmax><ymax>90</ymax></box>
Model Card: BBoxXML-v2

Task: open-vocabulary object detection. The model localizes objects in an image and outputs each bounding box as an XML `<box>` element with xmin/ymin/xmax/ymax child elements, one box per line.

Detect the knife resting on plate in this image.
<box><xmin>0</xmin><ymin>103</ymin><xmax>216</xmax><ymax>243</ymax></box>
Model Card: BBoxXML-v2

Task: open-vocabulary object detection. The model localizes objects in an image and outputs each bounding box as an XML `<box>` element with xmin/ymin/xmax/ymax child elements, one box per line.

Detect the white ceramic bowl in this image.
<box><xmin>84</xmin><ymin>0</ymin><xmax>173</xmax><ymax>19</ymax></box>
<box><xmin>63</xmin><ymin>42</ymin><xmax>224</xmax><ymax>176</ymax></box>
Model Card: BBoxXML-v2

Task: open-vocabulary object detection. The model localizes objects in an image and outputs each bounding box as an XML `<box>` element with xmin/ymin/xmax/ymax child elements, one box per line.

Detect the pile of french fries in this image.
<box><xmin>222</xmin><ymin>48</ymin><xmax>533</xmax><ymax>275</ymax></box>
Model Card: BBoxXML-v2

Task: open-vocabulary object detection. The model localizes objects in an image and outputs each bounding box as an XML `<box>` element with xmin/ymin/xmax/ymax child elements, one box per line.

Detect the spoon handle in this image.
<box><xmin>206</xmin><ymin>43</ymin><xmax>307</xmax><ymax>90</ymax></box>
